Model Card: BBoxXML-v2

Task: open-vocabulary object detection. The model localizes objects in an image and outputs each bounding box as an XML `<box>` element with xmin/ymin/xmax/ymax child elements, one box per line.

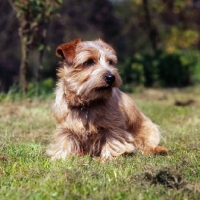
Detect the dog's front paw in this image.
<box><xmin>100</xmin><ymin>149</ymin><xmax>115</xmax><ymax>161</ymax></box>
<box><xmin>100</xmin><ymin>138</ymin><xmax>135</xmax><ymax>160</ymax></box>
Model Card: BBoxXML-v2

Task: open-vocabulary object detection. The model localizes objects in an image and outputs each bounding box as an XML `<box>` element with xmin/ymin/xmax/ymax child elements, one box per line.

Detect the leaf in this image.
<box><xmin>38</xmin><ymin>44</ymin><xmax>44</xmax><ymax>51</ymax></box>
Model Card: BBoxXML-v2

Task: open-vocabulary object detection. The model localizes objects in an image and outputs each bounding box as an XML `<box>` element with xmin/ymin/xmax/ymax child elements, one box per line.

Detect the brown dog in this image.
<box><xmin>47</xmin><ymin>38</ymin><xmax>167</xmax><ymax>161</ymax></box>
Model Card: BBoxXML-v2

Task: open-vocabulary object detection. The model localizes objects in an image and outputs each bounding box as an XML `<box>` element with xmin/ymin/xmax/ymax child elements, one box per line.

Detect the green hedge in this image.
<box><xmin>119</xmin><ymin>50</ymin><xmax>197</xmax><ymax>91</ymax></box>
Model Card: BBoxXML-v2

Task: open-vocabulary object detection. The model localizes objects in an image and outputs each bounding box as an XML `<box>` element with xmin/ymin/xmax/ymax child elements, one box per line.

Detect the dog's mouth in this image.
<box><xmin>95</xmin><ymin>85</ymin><xmax>112</xmax><ymax>91</ymax></box>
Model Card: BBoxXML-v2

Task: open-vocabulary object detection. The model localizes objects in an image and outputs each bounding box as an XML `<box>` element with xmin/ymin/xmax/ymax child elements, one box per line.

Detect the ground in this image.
<box><xmin>0</xmin><ymin>87</ymin><xmax>200</xmax><ymax>200</ymax></box>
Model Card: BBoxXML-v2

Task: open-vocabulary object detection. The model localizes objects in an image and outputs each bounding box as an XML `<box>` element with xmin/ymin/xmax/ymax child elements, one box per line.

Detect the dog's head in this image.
<box><xmin>56</xmin><ymin>38</ymin><xmax>122</xmax><ymax>106</ymax></box>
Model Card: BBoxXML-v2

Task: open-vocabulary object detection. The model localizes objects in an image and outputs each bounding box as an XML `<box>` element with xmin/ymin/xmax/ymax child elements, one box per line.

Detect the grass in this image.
<box><xmin>0</xmin><ymin>87</ymin><xmax>200</xmax><ymax>200</ymax></box>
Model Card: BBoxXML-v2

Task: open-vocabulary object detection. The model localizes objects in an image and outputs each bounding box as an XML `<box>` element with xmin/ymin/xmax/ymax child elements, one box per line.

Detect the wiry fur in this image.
<box><xmin>47</xmin><ymin>38</ymin><xmax>167</xmax><ymax>161</ymax></box>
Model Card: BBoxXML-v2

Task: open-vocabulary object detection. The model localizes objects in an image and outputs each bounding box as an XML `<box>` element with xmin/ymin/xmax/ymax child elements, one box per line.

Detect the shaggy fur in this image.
<box><xmin>47</xmin><ymin>38</ymin><xmax>167</xmax><ymax>161</ymax></box>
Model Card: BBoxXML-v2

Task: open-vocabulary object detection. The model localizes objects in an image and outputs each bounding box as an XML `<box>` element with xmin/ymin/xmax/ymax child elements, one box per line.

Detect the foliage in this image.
<box><xmin>0</xmin><ymin>78</ymin><xmax>55</xmax><ymax>102</ymax></box>
<box><xmin>194</xmin><ymin>56</ymin><xmax>200</xmax><ymax>83</ymax></box>
<box><xmin>165</xmin><ymin>27</ymin><xmax>199</xmax><ymax>53</ymax></box>
<box><xmin>0</xmin><ymin>88</ymin><xmax>200</xmax><ymax>199</ymax></box>
<box><xmin>13</xmin><ymin>0</ymin><xmax>62</xmax><ymax>48</ymax></box>
<box><xmin>9</xmin><ymin>0</ymin><xmax>62</xmax><ymax>93</ymax></box>
<box><xmin>1</xmin><ymin>0</ymin><xmax>200</xmax><ymax>92</ymax></box>
<box><xmin>120</xmin><ymin>50</ymin><xmax>197</xmax><ymax>91</ymax></box>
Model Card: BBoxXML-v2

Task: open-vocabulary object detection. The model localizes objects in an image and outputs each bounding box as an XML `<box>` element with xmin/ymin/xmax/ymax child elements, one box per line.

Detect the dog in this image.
<box><xmin>47</xmin><ymin>38</ymin><xmax>167</xmax><ymax>161</ymax></box>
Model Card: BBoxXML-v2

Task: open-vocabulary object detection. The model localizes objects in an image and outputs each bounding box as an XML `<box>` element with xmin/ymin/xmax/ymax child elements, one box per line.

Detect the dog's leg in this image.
<box><xmin>143</xmin><ymin>146</ymin><xmax>168</xmax><ymax>155</ymax></box>
<box><xmin>134</xmin><ymin>118</ymin><xmax>168</xmax><ymax>155</ymax></box>
<box><xmin>47</xmin><ymin>128</ymin><xmax>81</xmax><ymax>161</ymax></box>
<box><xmin>100</xmin><ymin>130</ymin><xmax>135</xmax><ymax>160</ymax></box>
<box><xmin>116</xmin><ymin>90</ymin><xmax>167</xmax><ymax>155</ymax></box>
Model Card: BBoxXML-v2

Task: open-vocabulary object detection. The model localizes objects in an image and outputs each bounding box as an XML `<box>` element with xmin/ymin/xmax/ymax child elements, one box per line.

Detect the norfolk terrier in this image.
<box><xmin>47</xmin><ymin>38</ymin><xmax>167</xmax><ymax>161</ymax></box>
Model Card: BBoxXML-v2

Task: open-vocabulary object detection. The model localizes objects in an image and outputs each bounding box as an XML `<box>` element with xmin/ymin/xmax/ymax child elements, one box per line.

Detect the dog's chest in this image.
<box><xmin>65</xmin><ymin>105</ymin><xmax>126</xmax><ymax>135</ymax></box>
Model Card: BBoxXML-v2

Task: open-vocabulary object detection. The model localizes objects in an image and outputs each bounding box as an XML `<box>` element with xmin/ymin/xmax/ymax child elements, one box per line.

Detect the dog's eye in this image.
<box><xmin>83</xmin><ymin>59</ymin><xmax>95</xmax><ymax>67</ymax></box>
<box><xmin>108</xmin><ymin>60</ymin><xmax>114</xmax><ymax>65</ymax></box>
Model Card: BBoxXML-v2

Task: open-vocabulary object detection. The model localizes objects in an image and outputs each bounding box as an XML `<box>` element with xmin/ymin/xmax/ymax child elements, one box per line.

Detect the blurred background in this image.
<box><xmin>1</xmin><ymin>0</ymin><xmax>200</xmax><ymax>97</ymax></box>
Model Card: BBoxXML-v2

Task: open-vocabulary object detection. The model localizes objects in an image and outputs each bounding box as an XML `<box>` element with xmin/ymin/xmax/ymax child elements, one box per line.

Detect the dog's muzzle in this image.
<box><xmin>105</xmin><ymin>74</ymin><xmax>115</xmax><ymax>85</ymax></box>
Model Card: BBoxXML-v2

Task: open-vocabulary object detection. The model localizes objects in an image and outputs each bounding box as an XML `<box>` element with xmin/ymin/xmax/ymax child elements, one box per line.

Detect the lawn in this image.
<box><xmin>0</xmin><ymin>87</ymin><xmax>200</xmax><ymax>200</ymax></box>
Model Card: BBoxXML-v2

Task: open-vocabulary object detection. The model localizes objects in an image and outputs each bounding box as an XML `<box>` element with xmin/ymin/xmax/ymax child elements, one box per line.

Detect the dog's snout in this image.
<box><xmin>105</xmin><ymin>74</ymin><xmax>115</xmax><ymax>85</ymax></box>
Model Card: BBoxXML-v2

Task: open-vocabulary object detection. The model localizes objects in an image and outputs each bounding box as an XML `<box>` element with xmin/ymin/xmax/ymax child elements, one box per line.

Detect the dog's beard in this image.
<box><xmin>62</xmin><ymin>78</ymin><xmax>114</xmax><ymax>107</ymax></box>
<box><xmin>65</xmin><ymin>71</ymin><xmax>120</xmax><ymax>104</ymax></box>
<box><xmin>95</xmin><ymin>86</ymin><xmax>112</xmax><ymax>91</ymax></box>
<box><xmin>77</xmin><ymin>82</ymin><xmax>113</xmax><ymax>103</ymax></box>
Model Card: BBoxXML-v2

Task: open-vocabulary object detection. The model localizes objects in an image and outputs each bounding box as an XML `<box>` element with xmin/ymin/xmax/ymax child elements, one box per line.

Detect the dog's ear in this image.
<box><xmin>56</xmin><ymin>38</ymin><xmax>81</xmax><ymax>64</ymax></box>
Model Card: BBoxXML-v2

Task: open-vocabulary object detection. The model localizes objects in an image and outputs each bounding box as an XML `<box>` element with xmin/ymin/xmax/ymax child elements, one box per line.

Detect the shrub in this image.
<box><xmin>119</xmin><ymin>50</ymin><xmax>196</xmax><ymax>90</ymax></box>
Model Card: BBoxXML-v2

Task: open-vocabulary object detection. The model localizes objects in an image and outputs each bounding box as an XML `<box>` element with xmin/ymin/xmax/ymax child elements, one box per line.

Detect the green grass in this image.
<box><xmin>0</xmin><ymin>88</ymin><xmax>200</xmax><ymax>200</ymax></box>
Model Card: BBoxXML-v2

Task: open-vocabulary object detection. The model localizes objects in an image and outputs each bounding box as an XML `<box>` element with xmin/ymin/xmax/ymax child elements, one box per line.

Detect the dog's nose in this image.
<box><xmin>105</xmin><ymin>74</ymin><xmax>115</xmax><ymax>85</ymax></box>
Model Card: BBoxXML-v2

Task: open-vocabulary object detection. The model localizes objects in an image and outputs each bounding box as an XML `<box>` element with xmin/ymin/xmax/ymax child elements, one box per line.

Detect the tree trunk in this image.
<box><xmin>19</xmin><ymin>29</ymin><xmax>28</xmax><ymax>94</ymax></box>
